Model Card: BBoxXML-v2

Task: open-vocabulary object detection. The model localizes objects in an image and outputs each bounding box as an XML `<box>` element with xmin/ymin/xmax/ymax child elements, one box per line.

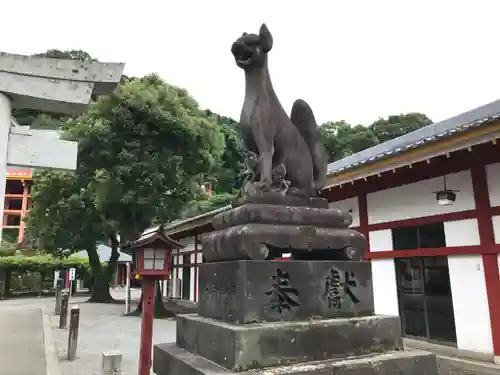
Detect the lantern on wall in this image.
<box><xmin>433</xmin><ymin>175</ymin><xmax>459</xmax><ymax>206</ymax></box>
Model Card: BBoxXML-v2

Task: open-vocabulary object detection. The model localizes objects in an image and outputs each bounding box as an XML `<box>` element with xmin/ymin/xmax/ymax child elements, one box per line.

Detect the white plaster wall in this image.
<box><xmin>493</xmin><ymin>216</ymin><xmax>500</xmax><ymax>244</ymax></box>
<box><xmin>178</xmin><ymin>237</ymin><xmax>195</xmax><ymax>252</ymax></box>
<box><xmin>369</xmin><ymin>229</ymin><xmax>393</xmax><ymax>252</ymax></box>
<box><xmin>448</xmin><ymin>255</ymin><xmax>493</xmax><ymax>354</ymax></box>
<box><xmin>329</xmin><ymin>196</ymin><xmax>359</xmax><ymax>227</ymax></box>
<box><xmin>197</xmin><ymin>252</ymin><xmax>203</xmax><ymax>302</ymax></box>
<box><xmin>372</xmin><ymin>260</ymin><xmax>400</xmax><ymax>316</ymax></box>
<box><xmin>368</xmin><ymin>229</ymin><xmax>399</xmax><ymax>315</ymax></box>
<box><xmin>486</xmin><ymin>162</ymin><xmax>500</xmax><ymax>207</ymax></box>
<box><xmin>444</xmin><ymin>219</ymin><xmax>480</xmax><ymax>247</ymax></box>
<box><xmin>190</xmin><ymin>253</ymin><xmax>196</xmax><ymax>302</ymax></box>
<box><xmin>492</xmin><ymin>216</ymin><xmax>500</xmax><ymax>275</ymax></box>
<box><xmin>367</xmin><ymin>170</ymin><xmax>475</xmax><ymax>224</ymax></box>
<box><xmin>177</xmin><ymin>255</ymin><xmax>183</xmax><ymax>298</ymax></box>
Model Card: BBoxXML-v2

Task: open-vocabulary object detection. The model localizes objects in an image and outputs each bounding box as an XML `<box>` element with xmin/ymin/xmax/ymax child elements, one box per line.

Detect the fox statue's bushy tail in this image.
<box><xmin>290</xmin><ymin>99</ymin><xmax>328</xmax><ymax>193</ymax></box>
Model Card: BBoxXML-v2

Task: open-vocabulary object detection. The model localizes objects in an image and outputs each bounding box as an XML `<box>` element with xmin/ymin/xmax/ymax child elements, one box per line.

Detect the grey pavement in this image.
<box><xmin>48</xmin><ymin>290</ymin><xmax>176</xmax><ymax>375</ymax></box>
<box><xmin>0</xmin><ymin>290</ymin><xmax>176</xmax><ymax>375</ymax></box>
<box><xmin>0</xmin><ymin>306</ymin><xmax>46</xmax><ymax>375</ymax></box>
<box><xmin>2</xmin><ymin>291</ymin><xmax>500</xmax><ymax>375</ymax></box>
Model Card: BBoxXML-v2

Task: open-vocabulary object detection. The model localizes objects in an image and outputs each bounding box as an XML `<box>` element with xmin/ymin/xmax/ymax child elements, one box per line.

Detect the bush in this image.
<box><xmin>0</xmin><ymin>253</ymin><xmax>89</xmax><ymax>272</ymax></box>
<box><xmin>0</xmin><ymin>242</ymin><xmax>17</xmax><ymax>257</ymax></box>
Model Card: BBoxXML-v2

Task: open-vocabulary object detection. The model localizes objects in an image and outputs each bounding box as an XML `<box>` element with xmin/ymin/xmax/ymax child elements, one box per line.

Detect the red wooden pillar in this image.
<box><xmin>18</xmin><ymin>180</ymin><xmax>29</xmax><ymax>244</ymax></box>
<box><xmin>138</xmin><ymin>278</ymin><xmax>156</xmax><ymax>375</ymax></box>
<box><xmin>471</xmin><ymin>164</ymin><xmax>500</xmax><ymax>356</ymax></box>
<box><xmin>358</xmin><ymin>192</ymin><xmax>370</xmax><ymax>255</ymax></box>
<box><xmin>193</xmin><ymin>235</ymin><xmax>199</xmax><ymax>303</ymax></box>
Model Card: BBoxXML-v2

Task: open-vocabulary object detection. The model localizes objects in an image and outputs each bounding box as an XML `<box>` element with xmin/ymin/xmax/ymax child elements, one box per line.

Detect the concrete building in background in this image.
<box><xmin>160</xmin><ymin>98</ymin><xmax>500</xmax><ymax>363</ymax></box>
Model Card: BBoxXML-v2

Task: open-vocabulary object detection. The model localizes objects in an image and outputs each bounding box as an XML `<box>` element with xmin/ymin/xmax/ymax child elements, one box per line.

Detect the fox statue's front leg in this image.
<box><xmin>251</xmin><ymin>112</ymin><xmax>275</xmax><ymax>192</ymax></box>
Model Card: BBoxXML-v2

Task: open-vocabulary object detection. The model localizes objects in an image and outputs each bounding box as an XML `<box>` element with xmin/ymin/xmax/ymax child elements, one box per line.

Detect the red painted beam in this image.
<box><xmin>366</xmin><ymin>244</ymin><xmax>500</xmax><ymax>259</ymax></box>
<box><xmin>471</xmin><ymin>164</ymin><xmax>500</xmax><ymax>356</ymax></box>
<box><xmin>322</xmin><ymin>141</ymin><xmax>500</xmax><ymax>202</ymax></box>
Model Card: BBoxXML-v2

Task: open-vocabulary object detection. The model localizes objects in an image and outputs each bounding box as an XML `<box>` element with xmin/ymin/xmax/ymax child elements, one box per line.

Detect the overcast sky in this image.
<box><xmin>2</xmin><ymin>1</ymin><xmax>499</xmax><ymax>125</ymax></box>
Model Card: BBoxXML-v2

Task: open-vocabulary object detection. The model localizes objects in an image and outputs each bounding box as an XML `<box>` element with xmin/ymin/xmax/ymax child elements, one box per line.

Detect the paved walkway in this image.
<box><xmin>0</xmin><ymin>306</ymin><xmax>46</xmax><ymax>375</ymax></box>
<box><xmin>48</xmin><ymin>291</ymin><xmax>176</xmax><ymax>375</ymax></box>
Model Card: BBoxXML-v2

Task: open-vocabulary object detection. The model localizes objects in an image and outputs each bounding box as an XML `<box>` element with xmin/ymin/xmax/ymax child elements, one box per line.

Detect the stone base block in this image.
<box><xmin>202</xmin><ymin>204</ymin><xmax>366</xmax><ymax>262</ymax></box>
<box><xmin>176</xmin><ymin>315</ymin><xmax>403</xmax><ymax>371</ymax></box>
<box><xmin>202</xmin><ymin>224</ymin><xmax>366</xmax><ymax>262</ymax></box>
<box><xmin>199</xmin><ymin>261</ymin><xmax>374</xmax><ymax>323</ymax></box>
<box><xmin>211</xmin><ymin>204</ymin><xmax>353</xmax><ymax>230</ymax></box>
<box><xmin>153</xmin><ymin>344</ymin><xmax>438</xmax><ymax>375</ymax></box>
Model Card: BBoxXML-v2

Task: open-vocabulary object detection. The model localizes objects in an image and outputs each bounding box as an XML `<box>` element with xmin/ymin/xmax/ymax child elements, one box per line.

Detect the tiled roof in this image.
<box><xmin>327</xmin><ymin>98</ymin><xmax>500</xmax><ymax>176</ymax></box>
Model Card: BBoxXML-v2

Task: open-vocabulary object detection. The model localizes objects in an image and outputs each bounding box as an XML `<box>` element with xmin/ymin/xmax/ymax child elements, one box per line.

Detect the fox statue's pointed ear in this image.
<box><xmin>259</xmin><ymin>23</ymin><xmax>273</xmax><ymax>53</ymax></box>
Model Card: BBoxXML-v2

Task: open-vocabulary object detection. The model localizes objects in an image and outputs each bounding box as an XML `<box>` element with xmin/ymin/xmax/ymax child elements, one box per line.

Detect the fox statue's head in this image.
<box><xmin>231</xmin><ymin>23</ymin><xmax>273</xmax><ymax>70</ymax></box>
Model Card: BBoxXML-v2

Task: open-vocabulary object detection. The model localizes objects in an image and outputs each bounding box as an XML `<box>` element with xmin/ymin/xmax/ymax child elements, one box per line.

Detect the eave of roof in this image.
<box><xmin>326</xmin><ymin>98</ymin><xmax>500</xmax><ymax>177</ymax></box>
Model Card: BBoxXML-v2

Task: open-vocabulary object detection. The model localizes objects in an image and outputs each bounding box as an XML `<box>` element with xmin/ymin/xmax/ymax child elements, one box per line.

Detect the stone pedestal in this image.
<box><xmin>202</xmin><ymin>203</ymin><xmax>366</xmax><ymax>262</ymax></box>
<box><xmin>153</xmin><ymin>205</ymin><xmax>438</xmax><ymax>375</ymax></box>
<box><xmin>198</xmin><ymin>261</ymin><xmax>374</xmax><ymax>324</ymax></box>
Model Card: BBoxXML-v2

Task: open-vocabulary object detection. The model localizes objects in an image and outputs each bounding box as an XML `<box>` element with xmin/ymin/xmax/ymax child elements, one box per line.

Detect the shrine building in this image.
<box><xmin>159</xmin><ymin>97</ymin><xmax>500</xmax><ymax>362</ymax></box>
<box><xmin>3</xmin><ymin>168</ymin><xmax>33</xmax><ymax>244</ymax></box>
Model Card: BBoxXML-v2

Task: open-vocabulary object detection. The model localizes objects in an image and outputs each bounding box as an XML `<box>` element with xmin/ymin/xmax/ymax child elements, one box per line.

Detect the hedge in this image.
<box><xmin>0</xmin><ymin>254</ymin><xmax>89</xmax><ymax>272</ymax></box>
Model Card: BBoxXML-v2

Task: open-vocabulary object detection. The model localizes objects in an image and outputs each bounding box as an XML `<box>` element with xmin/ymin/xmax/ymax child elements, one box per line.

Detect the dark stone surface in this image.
<box><xmin>212</xmin><ymin>204</ymin><xmax>352</xmax><ymax>230</ymax></box>
<box><xmin>176</xmin><ymin>314</ymin><xmax>403</xmax><ymax>371</ymax></box>
<box><xmin>255</xmin><ymin>350</ymin><xmax>439</xmax><ymax>375</ymax></box>
<box><xmin>232</xmin><ymin>24</ymin><xmax>328</xmax><ymax>204</ymax></box>
<box><xmin>198</xmin><ymin>261</ymin><xmax>373</xmax><ymax>324</ymax></box>
<box><xmin>232</xmin><ymin>194</ymin><xmax>329</xmax><ymax>209</ymax></box>
<box><xmin>153</xmin><ymin>344</ymin><xmax>438</xmax><ymax>375</ymax></box>
<box><xmin>202</xmin><ymin>224</ymin><xmax>366</xmax><ymax>262</ymax></box>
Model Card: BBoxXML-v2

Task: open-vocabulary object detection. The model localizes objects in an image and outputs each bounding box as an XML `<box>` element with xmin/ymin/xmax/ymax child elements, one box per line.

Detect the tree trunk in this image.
<box><xmin>86</xmin><ymin>247</ymin><xmax>114</xmax><ymax>303</ymax></box>
<box><xmin>39</xmin><ymin>271</ymin><xmax>45</xmax><ymax>297</ymax></box>
<box><xmin>127</xmin><ymin>280</ymin><xmax>175</xmax><ymax>318</ymax></box>
<box><xmin>4</xmin><ymin>270</ymin><xmax>11</xmax><ymax>298</ymax></box>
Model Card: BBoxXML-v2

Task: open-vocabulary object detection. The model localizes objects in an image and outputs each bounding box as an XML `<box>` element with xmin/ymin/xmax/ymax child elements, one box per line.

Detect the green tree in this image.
<box><xmin>204</xmin><ymin>110</ymin><xmax>244</xmax><ymax>194</ymax></box>
<box><xmin>320</xmin><ymin>113</ymin><xmax>432</xmax><ymax>162</ymax></box>
<box><xmin>27</xmin><ymin>74</ymin><xmax>225</xmax><ymax>303</ymax></box>
<box><xmin>319</xmin><ymin>121</ymin><xmax>379</xmax><ymax>162</ymax></box>
<box><xmin>180</xmin><ymin>191</ymin><xmax>235</xmax><ymax>219</ymax></box>
<box><xmin>369</xmin><ymin>113</ymin><xmax>432</xmax><ymax>143</ymax></box>
<box><xmin>25</xmin><ymin>171</ymin><xmax>109</xmax><ymax>301</ymax></box>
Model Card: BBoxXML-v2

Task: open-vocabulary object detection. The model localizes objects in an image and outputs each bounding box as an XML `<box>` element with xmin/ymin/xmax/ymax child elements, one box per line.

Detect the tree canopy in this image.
<box><xmin>25</xmin><ymin>63</ymin><xmax>225</xmax><ymax>301</ymax></box>
<box><xmin>319</xmin><ymin>113</ymin><xmax>432</xmax><ymax>163</ymax></box>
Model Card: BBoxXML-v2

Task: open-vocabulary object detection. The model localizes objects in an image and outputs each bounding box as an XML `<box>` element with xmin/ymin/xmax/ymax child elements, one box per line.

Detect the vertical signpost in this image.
<box><xmin>68</xmin><ymin>268</ymin><xmax>76</xmax><ymax>299</ymax></box>
<box><xmin>125</xmin><ymin>263</ymin><xmax>131</xmax><ymax>315</ymax></box>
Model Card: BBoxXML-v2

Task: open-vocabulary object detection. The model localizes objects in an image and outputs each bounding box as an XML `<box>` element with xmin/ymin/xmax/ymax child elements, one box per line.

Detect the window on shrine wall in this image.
<box><xmin>392</xmin><ymin>222</ymin><xmax>445</xmax><ymax>250</ymax></box>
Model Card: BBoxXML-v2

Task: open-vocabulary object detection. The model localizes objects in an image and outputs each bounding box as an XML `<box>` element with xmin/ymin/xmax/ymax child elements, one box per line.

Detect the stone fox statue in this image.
<box><xmin>231</xmin><ymin>23</ymin><xmax>328</xmax><ymax>198</ymax></box>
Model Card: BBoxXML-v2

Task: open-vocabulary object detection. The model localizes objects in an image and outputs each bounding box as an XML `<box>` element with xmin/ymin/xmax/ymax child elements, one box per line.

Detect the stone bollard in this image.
<box><xmin>59</xmin><ymin>292</ymin><xmax>69</xmax><ymax>329</ymax></box>
<box><xmin>54</xmin><ymin>284</ymin><xmax>62</xmax><ymax>315</ymax></box>
<box><xmin>67</xmin><ymin>305</ymin><xmax>80</xmax><ymax>361</ymax></box>
<box><xmin>102</xmin><ymin>351</ymin><xmax>122</xmax><ymax>375</ymax></box>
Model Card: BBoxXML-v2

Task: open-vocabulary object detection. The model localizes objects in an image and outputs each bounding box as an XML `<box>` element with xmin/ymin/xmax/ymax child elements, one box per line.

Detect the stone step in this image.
<box><xmin>255</xmin><ymin>350</ymin><xmax>438</xmax><ymax>375</ymax></box>
<box><xmin>153</xmin><ymin>343</ymin><xmax>438</xmax><ymax>375</ymax></box>
<box><xmin>175</xmin><ymin>314</ymin><xmax>403</xmax><ymax>371</ymax></box>
<box><xmin>154</xmin><ymin>343</ymin><xmax>238</xmax><ymax>375</ymax></box>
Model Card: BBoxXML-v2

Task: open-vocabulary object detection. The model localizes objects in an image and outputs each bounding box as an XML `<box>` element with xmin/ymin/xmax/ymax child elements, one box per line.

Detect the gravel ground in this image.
<box><xmin>0</xmin><ymin>289</ymin><xmax>176</xmax><ymax>375</ymax></box>
<box><xmin>2</xmin><ymin>292</ymin><xmax>499</xmax><ymax>375</ymax></box>
<box><xmin>47</xmin><ymin>289</ymin><xmax>176</xmax><ymax>375</ymax></box>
